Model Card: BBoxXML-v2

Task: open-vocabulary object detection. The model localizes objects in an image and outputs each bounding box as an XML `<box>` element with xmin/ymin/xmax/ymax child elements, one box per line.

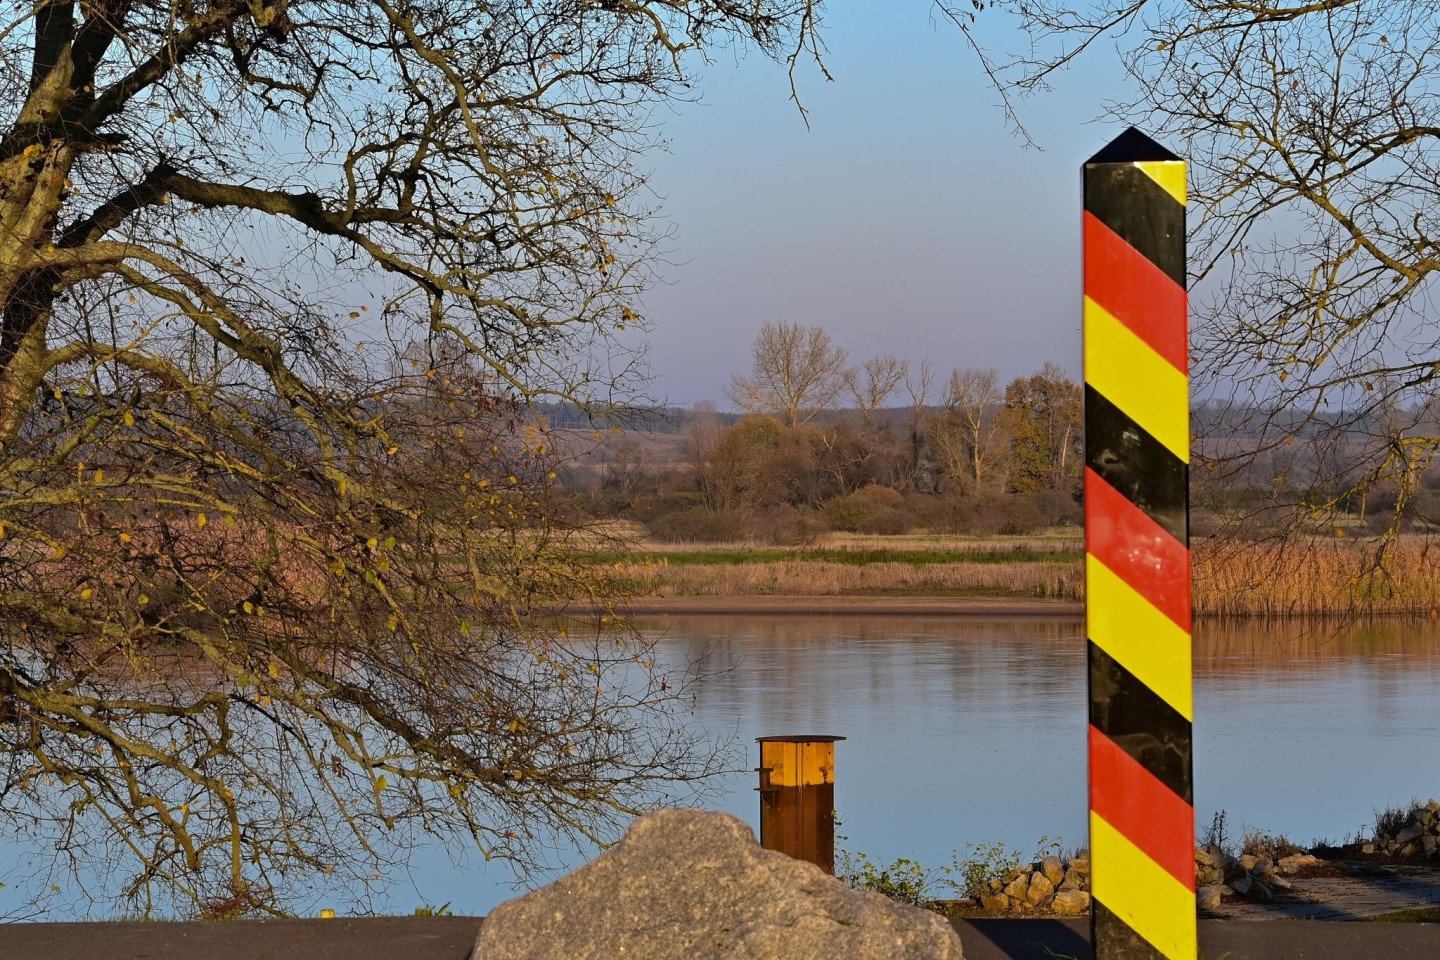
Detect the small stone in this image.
<box><xmin>1251</xmin><ymin>859</ymin><xmax>1275</xmax><ymax>879</ymax></box>
<box><xmin>1361</xmin><ymin>843</ymin><xmax>1376</xmax><ymax>855</ymax></box>
<box><xmin>1003</xmin><ymin>875</ymin><xmax>1030</xmax><ymax>901</ymax></box>
<box><xmin>1428</xmin><ymin>798</ymin><xmax>1440</xmax><ymax>813</ymax></box>
<box><xmin>1239</xmin><ymin>854</ymin><xmax>1259</xmax><ymax>870</ymax></box>
<box><xmin>1026</xmin><ymin>872</ymin><xmax>1055</xmax><ymax>905</ymax></box>
<box><xmin>1196</xmin><ymin>886</ymin><xmax>1223</xmax><ymax>911</ymax></box>
<box><xmin>1067</xmin><ymin>857</ymin><xmax>1089</xmax><ymax>875</ymax></box>
<box><xmin>1052</xmin><ymin>891</ymin><xmax>1090</xmax><ymax>915</ymax></box>
<box><xmin>1277</xmin><ymin>854</ymin><xmax>1319</xmax><ymax>874</ymax></box>
<box><xmin>1401</xmin><ymin>842</ymin><xmax>1420</xmax><ymax>858</ymax></box>
<box><xmin>1423</xmin><ymin>835</ymin><xmax>1437</xmax><ymax>857</ymax></box>
<box><xmin>1229</xmin><ymin>876</ymin><xmax>1253</xmax><ymax>896</ymax></box>
<box><xmin>1395</xmin><ymin>824</ymin><xmax>1425</xmax><ymax>845</ymax></box>
<box><xmin>1269</xmin><ymin>875</ymin><xmax>1293</xmax><ymax>891</ymax></box>
<box><xmin>1040</xmin><ymin>856</ymin><xmax>1065</xmax><ymax>887</ymax></box>
<box><xmin>1248</xmin><ymin>880</ymin><xmax>1274</xmax><ymax>901</ymax></box>
<box><xmin>1194</xmin><ymin>847</ymin><xmax>1216</xmax><ymax>867</ymax></box>
<box><xmin>1058</xmin><ymin>869</ymin><xmax>1084</xmax><ymax>892</ymax></box>
<box><xmin>1418</xmin><ymin>809</ymin><xmax>1434</xmax><ymax>827</ymax></box>
<box><xmin>980</xmin><ymin>892</ymin><xmax>1010</xmax><ymax>913</ymax></box>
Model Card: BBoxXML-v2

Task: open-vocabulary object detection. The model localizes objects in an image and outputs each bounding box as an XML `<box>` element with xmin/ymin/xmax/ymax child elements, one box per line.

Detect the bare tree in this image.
<box><xmin>727</xmin><ymin>321</ymin><xmax>852</xmax><ymax>427</ymax></box>
<box><xmin>0</xmin><ymin>0</ymin><xmax>826</xmax><ymax>917</ymax></box>
<box><xmin>901</xmin><ymin>357</ymin><xmax>937</xmax><ymax>491</ymax></box>
<box><xmin>849</xmin><ymin>354</ymin><xmax>909</xmax><ymax>422</ymax></box>
<box><xmin>938</xmin><ymin>366</ymin><xmax>1007</xmax><ymax>494</ymax></box>
<box><xmin>1005</xmin><ymin>0</ymin><xmax>1440</xmax><ymax>537</ymax></box>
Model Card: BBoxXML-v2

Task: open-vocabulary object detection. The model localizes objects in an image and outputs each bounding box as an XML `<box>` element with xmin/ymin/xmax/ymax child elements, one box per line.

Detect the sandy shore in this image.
<box><xmin>614</xmin><ymin>595</ymin><xmax>1085</xmax><ymax>617</ymax></box>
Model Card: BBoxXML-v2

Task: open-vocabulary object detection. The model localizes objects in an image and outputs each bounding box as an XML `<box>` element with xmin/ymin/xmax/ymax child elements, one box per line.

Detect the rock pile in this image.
<box><xmin>1364</xmin><ymin>798</ymin><xmax>1440</xmax><ymax>858</ymax></box>
<box><xmin>970</xmin><ymin>843</ymin><xmax>1328</xmax><ymax>915</ymax></box>
<box><xmin>1194</xmin><ymin>843</ymin><xmax>1320</xmax><ymax>909</ymax></box>
<box><xmin>974</xmin><ymin>855</ymin><xmax>1091</xmax><ymax>915</ymax></box>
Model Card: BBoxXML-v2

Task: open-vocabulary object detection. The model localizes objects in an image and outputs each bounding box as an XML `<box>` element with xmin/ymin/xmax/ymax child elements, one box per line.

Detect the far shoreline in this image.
<box><xmin>615</xmin><ymin>595</ymin><xmax>1085</xmax><ymax>618</ymax></box>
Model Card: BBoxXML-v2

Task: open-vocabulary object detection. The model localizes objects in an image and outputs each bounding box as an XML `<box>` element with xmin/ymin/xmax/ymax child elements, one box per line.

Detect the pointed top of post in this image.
<box><xmin>1086</xmin><ymin>127</ymin><xmax>1179</xmax><ymax>165</ymax></box>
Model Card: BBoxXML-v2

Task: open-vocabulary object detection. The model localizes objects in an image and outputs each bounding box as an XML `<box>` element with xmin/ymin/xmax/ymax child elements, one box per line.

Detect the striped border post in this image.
<box><xmin>1083</xmin><ymin>128</ymin><xmax>1194</xmax><ymax>960</ymax></box>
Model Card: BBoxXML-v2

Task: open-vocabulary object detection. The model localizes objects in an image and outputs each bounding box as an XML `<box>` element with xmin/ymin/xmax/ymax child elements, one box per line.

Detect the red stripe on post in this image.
<box><xmin>1084</xmin><ymin>468</ymin><xmax>1191</xmax><ymax>633</ymax></box>
<box><xmin>1089</xmin><ymin>725</ymin><xmax>1196</xmax><ymax>892</ymax></box>
<box><xmin>1083</xmin><ymin>212</ymin><xmax>1189</xmax><ymax>375</ymax></box>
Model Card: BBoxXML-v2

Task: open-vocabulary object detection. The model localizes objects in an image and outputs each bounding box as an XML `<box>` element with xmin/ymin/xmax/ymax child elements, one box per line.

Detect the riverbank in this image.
<box><xmin>604</xmin><ymin>532</ymin><xmax>1440</xmax><ymax>618</ymax></box>
<box><xmin>616</xmin><ymin>595</ymin><xmax>1083</xmax><ymax>617</ymax></box>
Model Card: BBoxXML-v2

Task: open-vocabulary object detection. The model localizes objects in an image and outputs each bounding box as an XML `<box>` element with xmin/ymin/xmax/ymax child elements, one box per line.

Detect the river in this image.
<box><xmin>7</xmin><ymin>614</ymin><xmax>1440</xmax><ymax>918</ymax></box>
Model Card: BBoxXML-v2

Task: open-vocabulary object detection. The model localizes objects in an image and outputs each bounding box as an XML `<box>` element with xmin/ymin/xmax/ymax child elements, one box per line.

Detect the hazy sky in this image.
<box><xmin>634</xmin><ymin>2</ymin><xmax>1137</xmax><ymax>408</ymax></box>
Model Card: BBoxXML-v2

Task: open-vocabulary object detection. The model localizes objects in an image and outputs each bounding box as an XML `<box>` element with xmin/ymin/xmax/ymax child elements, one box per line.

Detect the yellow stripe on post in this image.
<box><xmin>1091</xmin><ymin>813</ymin><xmax>1197</xmax><ymax>960</ymax></box>
<box><xmin>1134</xmin><ymin>161</ymin><xmax>1187</xmax><ymax>206</ymax></box>
<box><xmin>1083</xmin><ymin>297</ymin><xmax>1190</xmax><ymax>462</ymax></box>
<box><xmin>1086</xmin><ymin>556</ymin><xmax>1194</xmax><ymax>721</ymax></box>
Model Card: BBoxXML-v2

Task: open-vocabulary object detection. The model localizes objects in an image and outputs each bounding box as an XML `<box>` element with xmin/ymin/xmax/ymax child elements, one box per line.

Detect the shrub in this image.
<box><xmin>1241</xmin><ymin>829</ymin><xmax>1303</xmax><ymax>861</ymax></box>
<box><xmin>1374</xmin><ymin>799</ymin><xmax>1420</xmax><ymax>840</ymax></box>
<box><xmin>837</xmin><ymin>851</ymin><xmax>950</xmax><ymax>910</ymax></box>
<box><xmin>945</xmin><ymin>836</ymin><xmax>1061</xmax><ymax>901</ymax></box>
<box><xmin>644</xmin><ymin>506</ymin><xmax>747</xmax><ymax>543</ymax></box>
<box><xmin>824</xmin><ymin>485</ymin><xmax>907</xmax><ymax>535</ymax></box>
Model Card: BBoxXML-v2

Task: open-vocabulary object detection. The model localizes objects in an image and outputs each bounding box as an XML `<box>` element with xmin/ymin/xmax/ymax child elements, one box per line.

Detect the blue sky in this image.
<box><xmin>635</xmin><ymin>2</ymin><xmax>1139</xmax><ymax>408</ymax></box>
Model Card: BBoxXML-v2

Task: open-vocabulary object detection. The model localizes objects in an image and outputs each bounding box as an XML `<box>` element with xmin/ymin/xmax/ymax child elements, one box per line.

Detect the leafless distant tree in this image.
<box><xmin>901</xmin><ymin>357</ymin><xmax>937</xmax><ymax>491</ymax></box>
<box><xmin>727</xmin><ymin>321</ymin><xmax>852</xmax><ymax>427</ymax></box>
<box><xmin>849</xmin><ymin>354</ymin><xmax>909</xmax><ymax>422</ymax></box>
<box><xmin>934</xmin><ymin>366</ymin><xmax>1008</xmax><ymax>494</ymax></box>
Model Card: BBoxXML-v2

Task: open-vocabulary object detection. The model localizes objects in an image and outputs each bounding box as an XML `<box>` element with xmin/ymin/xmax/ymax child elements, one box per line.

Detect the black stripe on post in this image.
<box><xmin>1083</xmin><ymin>165</ymin><xmax>1187</xmax><ymax>288</ymax></box>
<box><xmin>1084</xmin><ymin>387</ymin><xmax>1189</xmax><ymax>543</ymax></box>
<box><xmin>1088</xmin><ymin>641</ymin><xmax>1194</xmax><ymax>805</ymax></box>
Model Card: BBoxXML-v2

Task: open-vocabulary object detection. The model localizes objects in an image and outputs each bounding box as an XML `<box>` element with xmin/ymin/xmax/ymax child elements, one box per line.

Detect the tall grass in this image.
<box><xmin>614</xmin><ymin>533</ymin><xmax>1440</xmax><ymax>618</ymax></box>
<box><xmin>1192</xmin><ymin>538</ymin><xmax>1440</xmax><ymax>618</ymax></box>
<box><xmin>622</xmin><ymin>558</ymin><xmax>1082</xmax><ymax>600</ymax></box>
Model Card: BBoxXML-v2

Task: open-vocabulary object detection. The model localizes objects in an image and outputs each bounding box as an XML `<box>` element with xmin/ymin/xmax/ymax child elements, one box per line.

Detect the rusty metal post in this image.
<box><xmin>755</xmin><ymin>735</ymin><xmax>844</xmax><ymax>873</ymax></box>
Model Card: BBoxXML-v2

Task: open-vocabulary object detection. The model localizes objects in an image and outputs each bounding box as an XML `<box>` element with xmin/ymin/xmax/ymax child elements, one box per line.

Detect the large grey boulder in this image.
<box><xmin>471</xmin><ymin>809</ymin><xmax>964</xmax><ymax>960</ymax></box>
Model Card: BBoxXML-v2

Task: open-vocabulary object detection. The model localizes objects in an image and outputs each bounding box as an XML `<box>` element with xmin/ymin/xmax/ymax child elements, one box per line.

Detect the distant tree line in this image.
<box><xmin>575</xmin><ymin>321</ymin><xmax>1086</xmax><ymax>542</ymax></box>
<box><xmin>569</xmin><ymin>321</ymin><xmax>1440</xmax><ymax>543</ymax></box>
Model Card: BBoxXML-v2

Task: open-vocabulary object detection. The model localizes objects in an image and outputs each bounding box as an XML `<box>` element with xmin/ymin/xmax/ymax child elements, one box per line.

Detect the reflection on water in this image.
<box><xmin>7</xmin><ymin>614</ymin><xmax>1439</xmax><ymax>918</ymax></box>
<box><xmin>645</xmin><ymin>614</ymin><xmax>1440</xmax><ymax>910</ymax></box>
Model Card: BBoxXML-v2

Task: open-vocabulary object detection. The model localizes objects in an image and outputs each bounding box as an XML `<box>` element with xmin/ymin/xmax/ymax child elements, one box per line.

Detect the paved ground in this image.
<box><xmin>8</xmin><ymin>915</ymin><xmax>1440</xmax><ymax>960</ymax></box>
<box><xmin>1205</xmin><ymin>857</ymin><xmax>1440</xmax><ymax>921</ymax></box>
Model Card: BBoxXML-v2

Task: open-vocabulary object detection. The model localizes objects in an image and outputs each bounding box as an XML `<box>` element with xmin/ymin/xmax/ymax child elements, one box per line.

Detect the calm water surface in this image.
<box><xmin>401</xmin><ymin>614</ymin><xmax>1440</xmax><ymax>916</ymax></box>
<box><xmin>9</xmin><ymin>615</ymin><xmax>1440</xmax><ymax>917</ymax></box>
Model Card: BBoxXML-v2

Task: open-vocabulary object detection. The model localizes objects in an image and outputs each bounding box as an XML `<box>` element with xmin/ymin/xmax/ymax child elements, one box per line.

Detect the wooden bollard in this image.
<box><xmin>755</xmin><ymin>735</ymin><xmax>844</xmax><ymax>874</ymax></box>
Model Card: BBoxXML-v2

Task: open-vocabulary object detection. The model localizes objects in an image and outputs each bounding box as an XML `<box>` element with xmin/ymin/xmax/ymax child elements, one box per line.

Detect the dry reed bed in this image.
<box><xmin>1192</xmin><ymin>539</ymin><xmax>1440</xmax><ymax>618</ymax></box>
<box><xmin>621</xmin><ymin>559</ymin><xmax>1082</xmax><ymax>600</ymax></box>
<box><xmin>618</xmin><ymin>537</ymin><xmax>1440</xmax><ymax>617</ymax></box>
